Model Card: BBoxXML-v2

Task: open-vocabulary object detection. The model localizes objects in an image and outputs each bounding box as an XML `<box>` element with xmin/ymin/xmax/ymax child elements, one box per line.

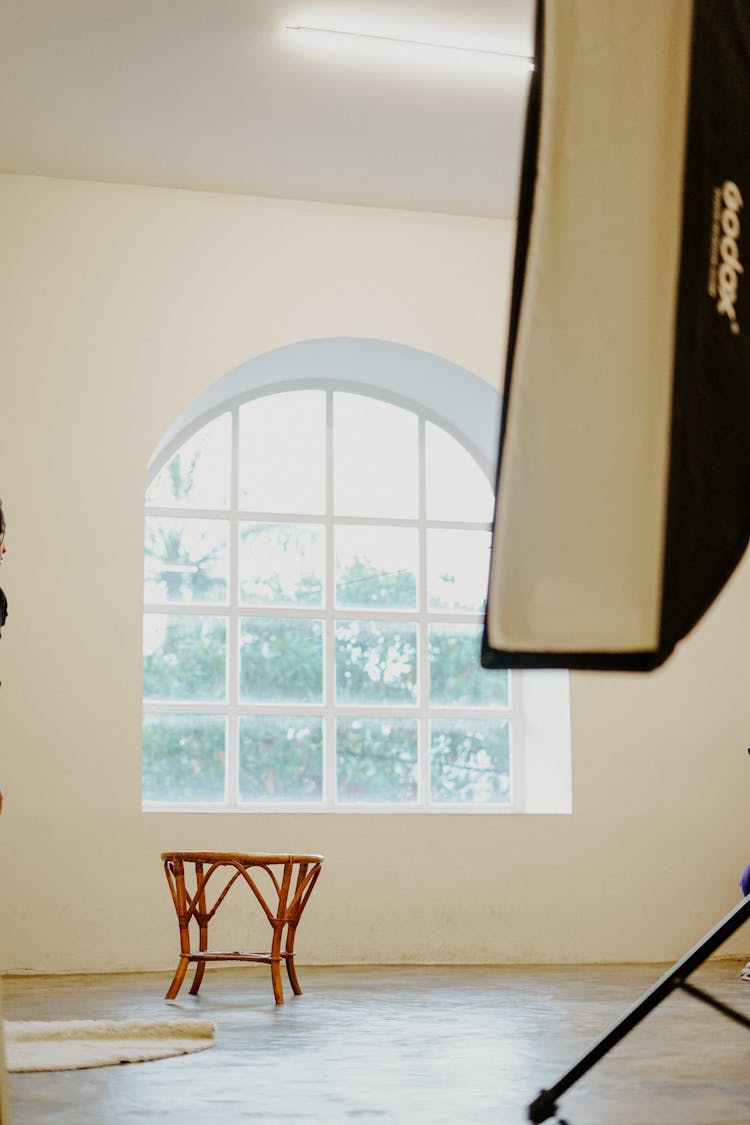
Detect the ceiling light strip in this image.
<box><xmin>286</xmin><ymin>25</ymin><xmax>533</xmax><ymax>65</ymax></box>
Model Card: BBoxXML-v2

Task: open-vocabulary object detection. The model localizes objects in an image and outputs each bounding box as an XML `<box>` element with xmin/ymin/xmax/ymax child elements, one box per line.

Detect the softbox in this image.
<box><xmin>483</xmin><ymin>0</ymin><xmax>750</xmax><ymax>672</ymax></box>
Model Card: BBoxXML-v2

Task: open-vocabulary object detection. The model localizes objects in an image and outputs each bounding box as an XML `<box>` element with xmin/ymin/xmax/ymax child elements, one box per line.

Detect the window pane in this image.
<box><xmin>334</xmin><ymin>393</ymin><xmax>418</xmax><ymax>518</ymax></box>
<box><xmin>146</xmin><ymin>413</ymin><xmax>231</xmax><ymax>510</ymax></box>
<box><xmin>239</xmin><ymin>392</ymin><xmax>325</xmax><ymax>514</ymax></box>
<box><xmin>428</xmin><ymin>529</ymin><xmax>491</xmax><ymax>612</ymax></box>
<box><xmin>335</xmin><ymin>621</ymin><xmax>417</xmax><ymax>705</ymax></box>
<box><xmin>239</xmin><ymin>522</ymin><xmax>324</xmax><ymax>607</ymax></box>
<box><xmin>142</xmin><ymin>714</ymin><xmax>225</xmax><ymax>802</ymax></box>
<box><xmin>430</xmin><ymin>719</ymin><xmax>510</xmax><ymax>804</ymax></box>
<box><xmin>429</xmin><ymin>625</ymin><xmax>509</xmax><ymax>707</ymax></box>
<box><xmin>425</xmin><ymin>422</ymin><xmax>493</xmax><ymax>522</ymax></box>
<box><xmin>145</xmin><ymin>517</ymin><xmax>228</xmax><ymax>604</ymax></box>
<box><xmin>143</xmin><ymin>614</ymin><xmax>226</xmax><ymax>701</ymax></box>
<box><xmin>336</xmin><ymin>718</ymin><xmax>417</xmax><ymax>803</ymax></box>
<box><xmin>239</xmin><ymin>716</ymin><xmax>323</xmax><ymax>802</ymax></box>
<box><xmin>239</xmin><ymin>617</ymin><xmax>323</xmax><ymax>702</ymax></box>
<box><xmin>335</xmin><ymin>526</ymin><xmax>417</xmax><ymax>609</ymax></box>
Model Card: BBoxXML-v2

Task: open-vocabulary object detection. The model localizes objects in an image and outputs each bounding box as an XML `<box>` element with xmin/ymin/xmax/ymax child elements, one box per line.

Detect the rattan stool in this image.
<box><xmin>161</xmin><ymin>851</ymin><xmax>323</xmax><ymax>1005</ymax></box>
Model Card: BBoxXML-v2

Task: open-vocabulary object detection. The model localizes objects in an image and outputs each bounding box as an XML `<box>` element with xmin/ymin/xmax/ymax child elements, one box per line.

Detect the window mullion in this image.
<box><xmin>418</xmin><ymin>412</ymin><xmax>430</xmax><ymax>808</ymax></box>
<box><xmin>324</xmin><ymin>389</ymin><xmax>336</xmax><ymax>806</ymax></box>
<box><xmin>225</xmin><ymin>404</ymin><xmax>241</xmax><ymax>805</ymax></box>
<box><xmin>507</xmin><ymin>667</ymin><xmax>523</xmax><ymax>809</ymax></box>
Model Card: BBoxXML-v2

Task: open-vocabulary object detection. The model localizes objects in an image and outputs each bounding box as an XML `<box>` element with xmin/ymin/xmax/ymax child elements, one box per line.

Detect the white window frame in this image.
<box><xmin>142</xmin><ymin>339</ymin><xmax>571</xmax><ymax>815</ymax></box>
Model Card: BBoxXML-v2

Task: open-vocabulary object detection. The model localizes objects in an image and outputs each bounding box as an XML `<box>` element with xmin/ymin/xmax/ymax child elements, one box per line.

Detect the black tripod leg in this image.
<box><xmin>528</xmin><ymin>894</ymin><xmax>750</xmax><ymax>1123</ymax></box>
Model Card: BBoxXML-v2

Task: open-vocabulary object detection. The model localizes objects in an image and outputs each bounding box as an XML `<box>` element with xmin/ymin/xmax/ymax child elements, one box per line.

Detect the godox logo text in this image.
<box><xmin>715</xmin><ymin>180</ymin><xmax>743</xmax><ymax>334</ymax></box>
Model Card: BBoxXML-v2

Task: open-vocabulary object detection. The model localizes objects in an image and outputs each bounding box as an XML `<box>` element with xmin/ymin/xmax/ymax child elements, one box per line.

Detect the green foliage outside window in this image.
<box><xmin>430</xmin><ymin>719</ymin><xmax>510</xmax><ymax>804</ymax></box>
<box><xmin>336</xmin><ymin>718</ymin><xmax>418</xmax><ymax>802</ymax></box>
<box><xmin>239</xmin><ymin>716</ymin><xmax>323</xmax><ymax>802</ymax></box>
<box><xmin>142</xmin><ymin>714</ymin><xmax>225</xmax><ymax>802</ymax></box>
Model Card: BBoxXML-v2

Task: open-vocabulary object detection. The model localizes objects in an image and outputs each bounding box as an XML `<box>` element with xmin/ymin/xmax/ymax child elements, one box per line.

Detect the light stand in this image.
<box><xmin>528</xmin><ymin>894</ymin><xmax>750</xmax><ymax>1123</ymax></box>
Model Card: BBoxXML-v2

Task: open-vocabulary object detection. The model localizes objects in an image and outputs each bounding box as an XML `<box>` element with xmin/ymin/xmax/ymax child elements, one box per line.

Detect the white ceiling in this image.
<box><xmin>0</xmin><ymin>0</ymin><xmax>534</xmax><ymax>218</ymax></box>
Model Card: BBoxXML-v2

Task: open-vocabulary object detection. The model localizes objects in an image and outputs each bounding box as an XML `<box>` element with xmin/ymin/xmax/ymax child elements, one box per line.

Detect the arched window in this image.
<box><xmin>142</xmin><ymin>340</ymin><xmax>571</xmax><ymax>813</ymax></box>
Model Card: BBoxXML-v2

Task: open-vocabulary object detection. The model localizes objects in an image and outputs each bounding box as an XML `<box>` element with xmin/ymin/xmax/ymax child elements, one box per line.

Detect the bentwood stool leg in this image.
<box><xmin>164</xmin><ymin>857</ymin><xmax>192</xmax><ymax>1000</ymax></box>
<box><xmin>270</xmin><ymin>860</ymin><xmax>294</xmax><ymax>1005</ymax></box>
<box><xmin>285</xmin><ymin>860</ymin><xmax>322</xmax><ymax>995</ymax></box>
<box><xmin>189</xmin><ymin>958</ymin><xmax>207</xmax><ymax>995</ymax></box>
<box><xmin>189</xmin><ymin>860</ymin><xmax>209</xmax><ymax>995</ymax></box>
<box><xmin>284</xmin><ymin>861</ymin><xmax>304</xmax><ymax>995</ymax></box>
<box><xmin>285</xmin><ymin>924</ymin><xmax>302</xmax><ymax>996</ymax></box>
<box><xmin>165</xmin><ymin>957</ymin><xmax>190</xmax><ymax>1001</ymax></box>
<box><xmin>270</xmin><ymin>928</ymin><xmax>285</xmax><ymax>1005</ymax></box>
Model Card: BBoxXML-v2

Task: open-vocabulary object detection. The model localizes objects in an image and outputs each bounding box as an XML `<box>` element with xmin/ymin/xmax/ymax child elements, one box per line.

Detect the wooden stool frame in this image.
<box><xmin>162</xmin><ymin>852</ymin><xmax>323</xmax><ymax>1005</ymax></box>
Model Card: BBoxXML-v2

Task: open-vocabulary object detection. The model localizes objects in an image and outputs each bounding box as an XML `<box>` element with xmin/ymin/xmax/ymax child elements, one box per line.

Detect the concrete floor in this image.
<box><xmin>2</xmin><ymin>961</ymin><xmax>750</xmax><ymax>1124</ymax></box>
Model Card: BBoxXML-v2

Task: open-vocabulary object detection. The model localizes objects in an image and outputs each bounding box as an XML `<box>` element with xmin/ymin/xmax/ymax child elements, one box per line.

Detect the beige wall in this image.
<box><xmin>1</xmin><ymin>173</ymin><xmax>749</xmax><ymax>975</ymax></box>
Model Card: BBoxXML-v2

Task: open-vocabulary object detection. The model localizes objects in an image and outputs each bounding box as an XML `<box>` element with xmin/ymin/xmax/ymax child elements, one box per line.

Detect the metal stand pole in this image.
<box><xmin>528</xmin><ymin>894</ymin><xmax>750</xmax><ymax>1124</ymax></box>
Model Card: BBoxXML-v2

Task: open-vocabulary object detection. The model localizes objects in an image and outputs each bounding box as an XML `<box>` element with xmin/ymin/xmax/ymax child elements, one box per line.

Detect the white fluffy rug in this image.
<box><xmin>3</xmin><ymin>1018</ymin><xmax>215</xmax><ymax>1073</ymax></box>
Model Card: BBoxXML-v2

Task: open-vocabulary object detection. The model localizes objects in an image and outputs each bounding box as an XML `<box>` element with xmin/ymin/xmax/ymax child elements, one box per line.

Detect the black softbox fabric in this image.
<box><xmin>483</xmin><ymin>0</ymin><xmax>750</xmax><ymax>671</ymax></box>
